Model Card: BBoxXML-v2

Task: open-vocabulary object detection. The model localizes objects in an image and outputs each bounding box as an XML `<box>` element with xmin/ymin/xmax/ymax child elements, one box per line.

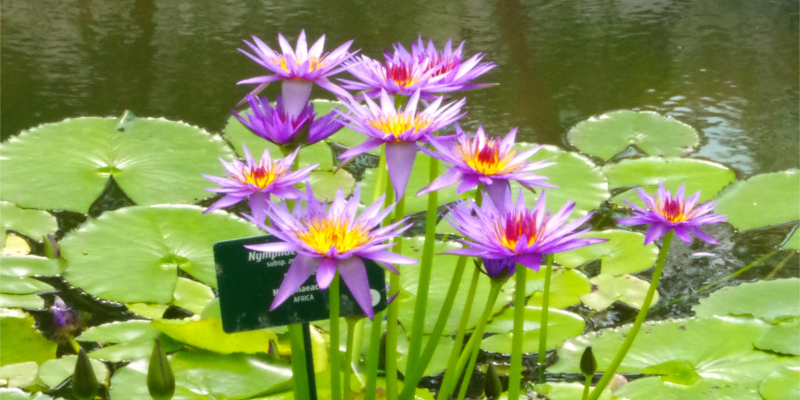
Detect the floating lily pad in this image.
<box><xmin>38</xmin><ymin>355</ymin><xmax>108</xmax><ymax>388</ymax></box>
<box><xmin>2</xmin><ymin>235</ymin><xmax>31</xmax><ymax>256</ymax></box>
<box><xmin>783</xmin><ymin>229</ymin><xmax>800</xmax><ymax>251</ymax></box>
<box><xmin>305</xmin><ymin>170</ymin><xmax>356</xmax><ymax>201</ymax></box>
<box><xmin>78</xmin><ymin>320</ymin><xmax>159</xmax><ymax>344</ymax></box>
<box><xmin>61</xmin><ymin>205</ymin><xmax>261</xmax><ymax>304</ymax></box>
<box><xmin>0</xmin><ymin>362</ymin><xmax>38</xmax><ymax>388</ymax></box>
<box><xmin>152</xmin><ymin>318</ymin><xmax>278</xmax><ymax>355</ymax></box>
<box><xmin>694</xmin><ymin>279</ymin><xmax>800</xmax><ymax>322</ymax></box>
<box><xmin>481</xmin><ymin>307</ymin><xmax>585</xmax><ymax>353</ymax></box>
<box><xmin>759</xmin><ymin>366</ymin><xmax>800</xmax><ymax>400</ymax></box>
<box><xmin>0</xmin><ymin>277</ymin><xmax>52</xmax><ymax>295</ymax></box>
<box><xmin>397</xmin><ymin>330</ymin><xmax>455</xmax><ymax>376</ymax></box>
<box><xmin>0</xmin><ymin>389</ymin><xmax>53</xmax><ymax>400</ymax></box>
<box><xmin>0</xmin><ymin>115</ymin><xmax>232</xmax><ymax>213</ymax></box>
<box><xmin>526</xmin><ymin>268</ymin><xmax>592</xmax><ymax>309</ymax></box>
<box><xmin>755</xmin><ymin>317</ymin><xmax>800</xmax><ymax>356</ymax></box>
<box><xmin>532</xmin><ymin>382</ymin><xmax>616</xmax><ymax>400</ymax></box>
<box><xmin>125</xmin><ymin>303</ymin><xmax>169</xmax><ymax>320</ymax></box>
<box><xmin>603</xmin><ymin>157</ymin><xmax>735</xmax><ymax>207</ymax></box>
<box><xmin>0</xmin><ymin>294</ymin><xmax>44</xmax><ymax>310</ymax></box>
<box><xmin>109</xmin><ymin>351</ymin><xmax>292</xmax><ymax>400</ymax></box>
<box><xmin>554</xmin><ymin>230</ymin><xmax>658</xmax><ymax>275</ymax></box>
<box><xmin>173</xmin><ymin>278</ymin><xmax>215</xmax><ymax>315</ymax></box>
<box><xmin>0</xmin><ymin>309</ymin><xmax>57</xmax><ymax>366</ymax></box>
<box><xmin>714</xmin><ymin>169</ymin><xmax>800</xmax><ymax>231</ymax></box>
<box><xmin>580</xmin><ymin>273</ymin><xmax>659</xmax><ymax>310</ymax></box>
<box><xmin>566</xmin><ymin>110</ymin><xmax>699</xmax><ymax>160</ymax></box>
<box><xmin>551</xmin><ymin>316</ymin><xmax>798</xmax><ymax>399</ymax></box>
<box><xmin>0</xmin><ymin>256</ymin><xmax>61</xmax><ymax>278</ymax></box>
<box><xmin>0</xmin><ymin>202</ymin><xmax>57</xmax><ymax>247</ymax></box>
<box><xmin>511</xmin><ymin>145</ymin><xmax>609</xmax><ymax>221</ymax></box>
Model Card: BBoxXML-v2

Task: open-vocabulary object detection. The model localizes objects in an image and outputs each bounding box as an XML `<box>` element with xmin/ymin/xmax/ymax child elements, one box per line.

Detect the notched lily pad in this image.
<box><xmin>0</xmin><ymin>362</ymin><xmax>38</xmax><ymax>388</ymax></box>
<box><xmin>38</xmin><ymin>355</ymin><xmax>108</xmax><ymax>389</ymax></box>
<box><xmin>580</xmin><ymin>273</ymin><xmax>659</xmax><ymax>310</ymax></box>
<box><xmin>481</xmin><ymin>306</ymin><xmax>585</xmax><ymax>353</ymax></box>
<box><xmin>152</xmin><ymin>318</ymin><xmax>278</xmax><ymax>355</ymax></box>
<box><xmin>755</xmin><ymin>317</ymin><xmax>800</xmax><ymax>356</ymax></box>
<box><xmin>759</xmin><ymin>366</ymin><xmax>800</xmax><ymax>400</ymax></box>
<box><xmin>526</xmin><ymin>268</ymin><xmax>592</xmax><ymax>309</ymax></box>
<box><xmin>0</xmin><ymin>202</ymin><xmax>57</xmax><ymax>247</ymax></box>
<box><xmin>554</xmin><ymin>230</ymin><xmax>658</xmax><ymax>275</ymax></box>
<box><xmin>694</xmin><ymin>278</ymin><xmax>800</xmax><ymax>322</ymax></box>
<box><xmin>714</xmin><ymin>169</ymin><xmax>800</xmax><ymax>231</ymax></box>
<box><xmin>0</xmin><ymin>309</ymin><xmax>57</xmax><ymax>366</ymax></box>
<box><xmin>0</xmin><ymin>256</ymin><xmax>62</xmax><ymax>278</ymax></box>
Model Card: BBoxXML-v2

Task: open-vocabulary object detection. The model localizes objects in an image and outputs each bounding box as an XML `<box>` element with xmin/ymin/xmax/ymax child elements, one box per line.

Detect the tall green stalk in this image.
<box><xmin>507</xmin><ymin>265</ymin><xmax>528</xmax><ymax>399</ymax></box>
<box><xmin>343</xmin><ymin>318</ymin><xmax>358</xmax><ymax>400</ymax></box>
<box><xmin>537</xmin><ymin>255</ymin><xmax>554</xmax><ymax>384</ymax></box>
<box><xmin>329</xmin><ymin>273</ymin><xmax>342</xmax><ymax>400</ymax></box>
<box><xmin>588</xmin><ymin>231</ymin><xmax>673</xmax><ymax>400</ymax></box>
<box><xmin>288</xmin><ymin>324</ymin><xmax>311</xmax><ymax>400</ymax></box>
<box><xmin>385</xmin><ymin>195</ymin><xmax>405</xmax><ymax>400</ymax></box>
<box><xmin>438</xmin><ymin>267</ymin><xmax>481</xmax><ymax>398</ymax></box>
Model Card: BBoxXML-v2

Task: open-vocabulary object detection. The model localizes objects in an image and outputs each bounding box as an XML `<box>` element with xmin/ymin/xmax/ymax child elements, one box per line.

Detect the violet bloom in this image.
<box><xmin>52</xmin><ymin>296</ymin><xmax>77</xmax><ymax>331</ymax></box>
<box><xmin>418</xmin><ymin>125</ymin><xmax>556</xmax><ymax>207</ymax></box>
<box><xmin>238</xmin><ymin>30</ymin><xmax>357</xmax><ymax>116</ymax></box>
<box><xmin>245</xmin><ymin>185</ymin><xmax>417</xmax><ymax>319</ymax></box>
<box><xmin>341</xmin><ymin>37</ymin><xmax>496</xmax><ymax>98</ymax></box>
<box><xmin>482</xmin><ymin>257</ymin><xmax>517</xmax><ymax>281</ymax></box>
<box><xmin>336</xmin><ymin>89</ymin><xmax>465</xmax><ymax>199</ymax></box>
<box><xmin>617</xmin><ymin>183</ymin><xmax>727</xmax><ymax>245</ymax></box>
<box><xmin>202</xmin><ymin>145</ymin><xmax>315</xmax><ymax>224</ymax></box>
<box><xmin>234</xmin><ymin>94</ymin><xmax>343</xmax><ymax>149</ymax></box>
<box><xmin>445</xmin><ymin>189</ymin><xmax>606</xmax><ymax>271</ymax></box>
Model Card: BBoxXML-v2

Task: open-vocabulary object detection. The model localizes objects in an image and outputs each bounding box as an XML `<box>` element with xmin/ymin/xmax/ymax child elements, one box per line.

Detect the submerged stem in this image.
<box><xmin>537</xmin><ymin>255</ymin><xmax>554</xmax><ymax>384</ymax></box>
<box><xmin>508</xmin><ymin>266</ymin><xmax>528</xmax><ymax>399</ymax></box>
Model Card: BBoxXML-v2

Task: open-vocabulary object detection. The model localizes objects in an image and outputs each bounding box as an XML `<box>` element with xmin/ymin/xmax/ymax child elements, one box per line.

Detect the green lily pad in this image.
<box><xmin>2</xmin><ymin>235</ymin><xmax>31</xmax><ymax>256</ymax></box>
<box><xmin>361</xmin><ymin>153</ymin><xmax>462</xmax><ymax>215</ymax></box>
<box><xmin>759</xmin><ymin>366</ymin><xmax>800</xmax><ymax>400</ymax></box>
<box><xmin>551</xmin><ymin>316</ymin><xmax>798</xmax><ymax>399</ymax></box>
<box><xmin>0</xmin><ymin>202</ymin><xmax>57</xmax><ymax>247</ymax></box>
<box><xmin>554</xmin><ymin>230</ymin><xmax>658</xmax><ymax>275</ymax></box>
<box><xmin>0</xmin><ymin>256</ymin><xmax>61</xmax><ymax>277</ymax></box>
<box><xmin>78</xmin><ymin>320</ymin><xmax>159</xmax><ymax>343</ymax></box>
<box><xmin>566</xmin><ymin>110</ymin><xmax>699</xmax><ymax>160</ymax></box>
<box><xmin>61</xmin><ymin>205</ymin><xmax>261</xmax><ymax>304</ymax></box>
<box><xmin>0</xmin><ymin>389</ymin><xmax>53</xmax><ymax>400</ymax></box>
<box><xmin>0</xmin><ymin>309</ymin><xmax>57</xmax><ymax>366</ymax></box>
<box><xmin>152</xmin><ymin>318</ymin><xmax>278</xmax><ymax>355</ymax></box>
<box><xmin>0</xmin><ymin>115</ymin><xmax>233</xmax><ymax>213</ymax></box>
<box><xmin>481</xmin><ymin>306</ymin><xmax>585</xmax><ymax>353</ymax></box>
<box><xmin>580</xmin><ymin>273</ymin><xmax>659</xmax><ymax>310</ymax></box>
<box><xmin>526</xmin><ymin>268</ymin><xmax>592</xmax><ymax>309</ymax></box>
<box><xmin>305</xmin><ymin>170</ymin><xmax>356</xmax><ymax>201</ymax></box>
<box><xmin>0</xmin><ymin>294</ymin><xmax>44</xmax><ymax>310</ymax></box>
<box><xmin>714</xmin><ymin>169</ymin><xmax>800</xmax><ymax>231</ymax></box>
<box><xmin>173</xmin><ymin>278</ymin><xmax>215</xmax><ymax>315</ymax></box>
<box><xmin>0</xmin><ymin>277</ymin><xmax>52</xmax><ymax>295</ymax></box>
<box><xmin>533</xmin><ymin>382</ymin><xmax>616</xmax><ymax>400</ymax></box>
<box><xmin>694</xmin><ymin>278</ymin><xmax>800</xmax><ymax>322</ymax></box>
<box><xmin>511</xmin><ymin>145</ymin><xmax>609</xmax><ymax>221</ymax></box>
<box><xmin>396</xmin><ymin>330</ymin><xmax>455</xmax><ymax>377</ymax></box>
<box><xmin>199</xmin><ymin>298</ymin><xmax>222</xmax><ymax>320</ymax></box>
<box><xmin>602</xmin><ymin>157</ymin><xmax>735</xmax><ymax>207</ymax></box>
<box><xmin>109</xmin><ymin>351</ymin><xmax>292</xmax><ymax>400</ymax></box>
<box><xmin>0</xmin><ymin>362</ymin><xmax>38</xmax><ymax>388</ymax></box>
<box><xmin>755</xmin><ymin>317</ymin><xmax>800</xmax><ymax>356</ymax></box>
<box><xmin>783</xmin><ymin>229</ymin><xmax>800</xmax><ymax>251</ymax></box>
<box><xmin>88</xmin><ymin>336</ymin><xmax>181</xmax><ymax>363</ymax></box>
<box><xmin>38</xmin><ymin>355</ymin><xmax>108</xmax><ymax>388</ymax></box>
<box><xmin>125</xmin><ymin>303</ymin><xmax>169</xmax><ymax>320</ymax></box>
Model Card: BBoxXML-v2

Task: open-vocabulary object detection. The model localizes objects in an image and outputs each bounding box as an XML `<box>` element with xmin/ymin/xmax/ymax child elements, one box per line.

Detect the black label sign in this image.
<box><xmin>214</xmin><ymin>235</ymin><xmax>388</xmax><ymax>333</ymax></box>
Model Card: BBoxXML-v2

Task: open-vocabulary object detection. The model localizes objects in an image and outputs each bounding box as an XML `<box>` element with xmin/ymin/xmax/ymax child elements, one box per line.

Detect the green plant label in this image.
<box><xmin>214</xmin><ymin>235</ymin><xmax>387</xmax><ymax>332</ymax></box>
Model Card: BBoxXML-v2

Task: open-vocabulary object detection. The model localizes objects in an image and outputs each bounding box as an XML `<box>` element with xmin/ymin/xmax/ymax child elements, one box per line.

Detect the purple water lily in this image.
<box><xmin>245</xmin><ymin>185</ymin><xmax>417</xmax><ymax>319</ymax></box>
<box><xmin>617</xmin><ymin>183</ymin><xmax>727</xmax><ymax>245</ymax></box>
<box><xmin>238</xmin><ymin>30</ymin><xmax>357</xmax><ymax>116</ymax></box>
<box><xmin>202</xmin><ymin>145</ymin><xmax>315</xmax><ymax>224</ymax></box>
<box><xmin>445</xmin><ymin>189</ymin><xmax>606</xmax><ymax>272</ymax></box>
<box><xmin>481</xmin><ymin>257</ymin><xmax>518</xmax><ymax>281</ymax></box>
<box><xmin>336</xmin><ymin>89</ymin><xmax>465</xmax><ymax>199</ymax></box>
<box><xmin>341</xmin><ymin>37</ymin><xmax>495</xmax><ymax>98</ymax></box>
<box><xmin>418</xmin><ymin>125</ymin><xmax>556</xmax><ymax>207</ymax></box>
<box><xmin>234</xmin><ymin>94</ymin><xmax>343</xmax><ymax>148</ymax></box>
<box><xmin>52</xmin><ymin>296</ymin><xmax>77</xmax><ymax>331</ymax></box>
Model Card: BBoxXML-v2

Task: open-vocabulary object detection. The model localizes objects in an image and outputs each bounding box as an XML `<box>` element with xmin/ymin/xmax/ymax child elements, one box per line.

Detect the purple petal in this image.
<box><xmin>485</xmin><ymin>180</ymin><xmax>510</xmax><ymax>210</ymax></box>
<box><xmin>317</xmin><ymin>257</ymin><xmax>337</xmax><ymax>289</ymax></box>
<box><xmin>418</xmin><ymin>169</ymin><xmax>463</xmax><ymax>196</ymax></box>
<box><xmin>690</xmin><ymin>226</ymin><xmax>720</xmax><ymax>245</ymax></box>
<box><xmin>386</xmin><ymin>142</ymin><xmax>418</xmax><ymax>200</ymax></box>
<box><xmin>337</xmin><ymin>257</ymin><xmax>375</xmax><ymax>319</ymax></box>
<box><xmin>644</xmin><ymin>223</ymin><xmax>671</xmax><ymax>245</ymax></box>
<box><xmin>281</xmin><ymin>80</ymin><xmax>313</xmax><ymax>118</ymax></box>
<box><xmin>514</xmin><ymin>253</ymin><xmax>543</xmax><ymax>272</ymax></box>
<box><xmin>270</xmin><ymin>255</ymin><xmax>319</xmax><ymax>311</ymax></box>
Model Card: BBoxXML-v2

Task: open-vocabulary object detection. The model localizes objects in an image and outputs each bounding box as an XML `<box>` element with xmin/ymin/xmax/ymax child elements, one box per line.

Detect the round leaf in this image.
<box><xmin>0</xmin><ymin>277</ymin><xmax>53</xmax><ymax>295</ymax></box>
<box><xmin>567</xmin><ymin>110</ymin><xmax>699</xmax><ymax>160</ymax></box>
<box><xmin>78</xmin><ymin>320</ymin><xmax>159</xmax><ymax>344</ymax></box>
<box><xmin>526</xmin><ymin>268</ymin><xmax>592</xmax><ymax>309</ymax></box>
<box><xmin>554</xmin><ymin>230</ymin><xmax>658</xmax><ymax>275</ymax></box>
<box><xmin>579</xmin><ymin>273</ymin><xmax>659</xmax><ymax>310</ymax></box>
<box><xmin>0</xmin><ymin>116</ymin><xmax>233</xmax><ymax>213</ymax></box>
<box><xmin>172</xmin><ymin>278</ymin><xmax>215</xmax><ymax>315</ymax></box>
<box><xmin>0</xmin><ymin>202</ymin><xmax>57</xmax><ymax>246</ymax></box>
<box><xmin>759</xmin><ymin>367</ymin><xmax>800</xmax><ymax>400</ymax></box>
<box><xmin>783</xmin><ymin>228</ymin><xmax>800</xmax><ymax>251</ymax></box>
<box><xmin>38</xmin><ymin>355</ymin><xmax>108</xmax><ymax>389</ymax></box>
<box><xmin>714</xmin><ymin>169</ymin><xmax>800</xmax><ymax>231</ymax></box>
<box><xmin>61</xmin><ymin>205</ymin><xmax>261</xmax><ymax>304</ymax></box>
<box><xmin>0</xmin><ymin>256</ymin><xmax>61</xmax><ymax>277</ymax></box>
<box><xmin>694</xmin><ymin>278</ymin><xmax>800</xmax><ymax>322</ymax></box>
<box><xmin>305</xmin><ymin>170</ymin><xmax>356</xmax><ymax>201</ymax></box>
<box><xmin>755</xmin><ymin>317</ymin><xmax>800</xmax><ymax>356</ymax></box>
<box><xmin>0</xmin><ymin>362</ymin><xmax>38</xmax><ymax>388</ymax></box>
<box><xmin>152</xmin><ymin>318</ymin><xmax>278</xmax><ymax>355</ymax></box>
<box><xmin>0</xmin><ymin>309</ymin><xmax>57</xmax><ymax>366</ymax></box>
<box><xmin>481</xmin><ymin>307</ymin><xmax>585</xmax><ymax>353</ymax></box>
<box><xmin>0</xmin><ymin>294</ymin><xmax>44</xmax><ymax>310</ymax></box>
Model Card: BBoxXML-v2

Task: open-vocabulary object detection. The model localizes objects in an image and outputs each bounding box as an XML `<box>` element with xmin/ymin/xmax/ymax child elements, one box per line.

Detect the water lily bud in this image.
<box><xmin>73</xmin><ymin>348</ymin><xmax>97</xmax><ymax>400</ymax></box>
<box><xmin>607</xmin><ymin>373</ymin><xmax>629</xmax><ymax>391</ymax></box>
<box><xmin>580</xmin><ymin>346</ymin><xmax>597</xmax><ymax>377</ymax></box>
<box><xmin>53</xmin><ymin>296</ymin><xmax>77</xmax><ymax>332</ymax></box>
<box><xmin>268</xmin><ymin>339</ymin><xmax>279</xmax><ymax>357</ymax></box>
<box><xmin>147</xmin><ymin>338</ymin><xmax>175</xmax><ymax>400</ymax></box>
<box><xmin>44</xmin><ymin>234</ymin><xmax>60</xmax><ymax>259</ymax></box>
<box><xmin>484</xmin><ymin>362</ymin><xmax>502</xmax><ymax>400</ymax></box>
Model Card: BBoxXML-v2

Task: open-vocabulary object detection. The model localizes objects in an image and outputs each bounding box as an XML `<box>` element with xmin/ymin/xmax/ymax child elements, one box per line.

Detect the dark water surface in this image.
<box><xmin>3</xmin><ymin>0</ymin><xmax>798</xmax><ymax>176</ymax></box>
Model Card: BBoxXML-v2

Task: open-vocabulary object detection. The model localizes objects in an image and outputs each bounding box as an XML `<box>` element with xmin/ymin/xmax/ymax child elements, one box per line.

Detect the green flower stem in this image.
<box><xmin>588</xmin><ymin>230</ymin><xmax>673</xmax><ymax>400</ymax></box>
<box><xmin>385</xmin><ymin>195</ymin><xmax>405</xmax><ymax>400</ymax></box>
<box><xmin>363</xmin><ymin>310</ymin><xmax>386</xmax><ymax>400</ymax></box>
<box><xmin>399</xmin><ymin>255</ymin><xmax>469</xmax><ymax>400</ymax></box>
<box><xmin>582</xmin><ymin>374</ymin><xmax>592</xmax><ymax>400</ymax></box>
<box><xmin>287</xmin><ymin>324</ymin><xmax>311</xmax><ymax>400</ymax></box>
<box><xmin>537</xmin><ymin>254</ymin><xmax>554</xmax><ymax>384</ymax></box>
<box><xmin>343</xmin><ymin>317</ymin><xmax>358</xmax><ymax>400</ymax></box>
<box><xmin>350</xmin><ymin>318</ymin><xmax>364</xmax><ymax>373</ymax></box>
<box><xmin>405</xmin><ymin>156</ymin><xmax>440</xmax><ymax>371</ymax></box>
<box><xmin>329</xmin><ymin>273</ymin><xmax>342</xmax><ymax>400</ymax></box>
<box><xmin>454</xmin><ymin>280</ymin><xmax>505</xmax><ymax>400</ymax></box>
<box><xmin>373</xmin><ymin>147</ymin><xmax>388</xmax><ymax>202</ymax></box>
<box><xmin>507</xmin><ymin>265</ymin><xmax>528</xmax><ymax>399</ymax></box>
<box><xmin>439</xmin><ymin>266</ymin><xmax>482</xmax><ymax>398</ymax></box>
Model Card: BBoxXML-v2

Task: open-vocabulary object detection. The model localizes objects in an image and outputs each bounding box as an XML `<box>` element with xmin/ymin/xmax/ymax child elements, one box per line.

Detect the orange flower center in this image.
<box><xmin>235</xmin><ymin>162</ymin><xmax>286</xmax><ymax>189</ymax></box>
<box><xmin>656</xmin><ymin>198</ymin><xmax>696</xmax><ymax>223</ymax></box>
<box><xmin>456</xmin><ymin>138</ymin><xmax>520</xmax><ymax>176</ymax></box>
<box><xmin>494</xmin><ymin>210</ymin><xmax>543</xmax><ymax>252</ymax></box>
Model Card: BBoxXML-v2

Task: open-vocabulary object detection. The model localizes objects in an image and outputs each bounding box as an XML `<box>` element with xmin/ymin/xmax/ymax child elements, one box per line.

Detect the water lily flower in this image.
<box><xmin>341</xmin><ymin>37</ymin><xmax>496</xmax><ymax>98</ymax></box>
<box><xmin>52</xmin><ymin>295</ymin><xmax>77</xmax><ymax>331</ymax></box>
<box><xmin>238</xmin><ymin>30</ymin><xmax>357</xmax><ymax>116</ymax></box>
<box><xmin>445</xmin><ymin>189</ymin><xmax>606</xmax><ymax>271</ymax></box>
<box><xmin>617</xmin><ymin>183</ymin><xmax>727</xmax><ymax>245</ymax></box>
<box><xmin>245</xmin><ymin>185</ymin><xmax>417</xmax><ymax>319</ymax></box>
<box><xmin>418</xmin><ymin>125</ymin><xmax>556</xmax><ymax>207</ymax></box>
<box><xmin>202</xmin><ymin>145</ymin><xmax>316</xmax><ymax>224</ymax></box>
<box><xmin>336</xmin><ymin>89</ymin><xmax>465</xmax><ymax>199</ymax></box>
<box><xmin>234</xmin><ymin>94</ymin><xmax>343</xmax><ymax>149</ymax></box>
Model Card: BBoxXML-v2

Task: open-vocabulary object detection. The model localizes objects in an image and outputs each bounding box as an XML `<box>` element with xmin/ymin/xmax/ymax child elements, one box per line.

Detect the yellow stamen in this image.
<box><xmin>296</xmin><ymin>217</ymin><xmax>372</xmax><ymax>254</ymax></box>
<box><xmin>368</xmin><ymin>113</ymin><xmax>433</xmax><ymax>139</ymax></box>
<box><xmin>456</xmin><ymin>140</ymin><xmax>519</xmax><ymax>176</ymax></box>
<box><xmin>273</xmin><ymin>55</ymin><xmax>325</xmax><ymax>72</ymax></box>
<box><xmin>235</xmin><ymin>162</ymin><xmax>285</xmax><ymax>189</ymax></box>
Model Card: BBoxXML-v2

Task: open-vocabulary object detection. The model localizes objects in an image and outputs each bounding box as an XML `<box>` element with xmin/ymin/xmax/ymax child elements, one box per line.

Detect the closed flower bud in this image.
<box><xmin>147</xmin><ymin>338</ymin><xmax>175</xmax><ymax>400</ymax></box>
<box><xmin>44</xmin><ymin>234</ymin><xmax>60</xmax><ymax>259</ymax></box>
<box><xmin>580</xmin><ymin>346</ymin><xmax>597</xmax><ymax>377</ymax></box>
<box><xmin>73</xmin><ymin>348</ymin><xmax>98</xmax><ymax>400</ymax></box>
<box><xmin>484</xmin><ymin>361</ymin><xmax>502</xmax><ymax>400</ymax></box>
